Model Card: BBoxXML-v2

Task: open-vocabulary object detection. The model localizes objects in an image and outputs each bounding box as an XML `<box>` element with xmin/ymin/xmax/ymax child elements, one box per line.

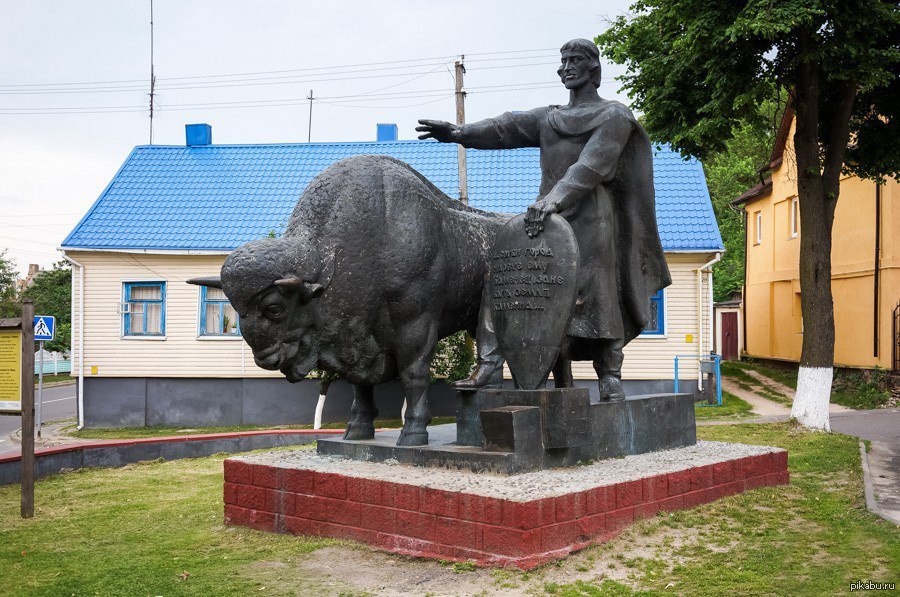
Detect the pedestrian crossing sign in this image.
<box><xmin>33</xmin><ymin>316</ymin><xmax>55</xmax><ymax>341</ymax></box>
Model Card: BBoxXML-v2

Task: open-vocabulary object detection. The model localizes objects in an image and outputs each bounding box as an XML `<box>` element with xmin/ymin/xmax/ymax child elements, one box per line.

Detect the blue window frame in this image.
<box><xmin>199</xmin><ymin>286</ymin><xmax>240</xmax><ymax>336</ymax></box>
<box><xmin>642</xmin><ymin>289</ymin><xmax>665</xmax><ymax>336</ymax></box>
<box><xmin>123</xmin><ymin>282</ymin><xmax>166</xmax><ymax>336</ymax></box>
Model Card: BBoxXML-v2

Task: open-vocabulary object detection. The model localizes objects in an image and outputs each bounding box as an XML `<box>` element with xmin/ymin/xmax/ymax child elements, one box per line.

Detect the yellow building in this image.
<box><xmin>734</xmin><ymin>107</ymin><xmax>899</xmax><ymax>370</ymax></box>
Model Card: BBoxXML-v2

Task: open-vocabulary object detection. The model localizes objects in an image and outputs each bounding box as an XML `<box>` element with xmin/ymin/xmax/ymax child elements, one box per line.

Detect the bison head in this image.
<box><xmin>188</xmin><ymin>237</ymin><xmax>326</xmax><ymax>382</ymax></box>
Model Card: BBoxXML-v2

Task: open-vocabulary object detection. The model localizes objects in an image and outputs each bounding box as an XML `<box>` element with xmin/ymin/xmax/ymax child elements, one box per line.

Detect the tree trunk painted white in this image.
<box><xmin>401</xmin><ymin>398</ymin><xmax>407</xmax><ymax>424</ymax></box>
<box><xmin>791</xmin><ymin>366</ymin><xmax>833</xmax><ymax>431</ymax></box>
<box><xmin>313</xmin><ymin>393</ymin><xmax>327</xmax><ymax>430</ymax></box>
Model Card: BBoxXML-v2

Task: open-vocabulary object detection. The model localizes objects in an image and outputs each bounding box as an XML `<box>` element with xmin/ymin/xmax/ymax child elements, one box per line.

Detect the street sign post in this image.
<box><xmin>33</xmin><ymin>316</ymin><xmax>54</xmax><ymax>438</ymax></box>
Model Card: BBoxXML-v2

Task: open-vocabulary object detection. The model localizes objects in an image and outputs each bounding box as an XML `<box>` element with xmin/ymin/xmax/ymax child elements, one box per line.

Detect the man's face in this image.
<box><xmin>558</xmin><ymin>50</ymin><xmax>594</xmax><ymax>90</ymax></box>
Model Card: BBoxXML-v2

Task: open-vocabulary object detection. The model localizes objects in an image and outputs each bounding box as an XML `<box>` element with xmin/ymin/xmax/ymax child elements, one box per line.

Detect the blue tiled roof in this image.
<box><xmin>62</xmin><ymin>140</ymin><xmax>722</xmax><ymax>252</ymax></box>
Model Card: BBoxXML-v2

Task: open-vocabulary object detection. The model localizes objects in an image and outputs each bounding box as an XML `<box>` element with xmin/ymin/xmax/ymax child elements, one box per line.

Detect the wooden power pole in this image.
<box><xmin>454</xmin><ymin>57</ymin><xmax>468</xmax><ymax>204</ymax></box>
<box><xmin>20</xmin><ymin>299</ymin><xmax>34</xmax><ymax>518</ymax></box>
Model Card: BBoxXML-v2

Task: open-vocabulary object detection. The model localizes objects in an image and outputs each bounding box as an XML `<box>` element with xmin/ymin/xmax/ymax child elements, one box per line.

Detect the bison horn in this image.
<box><xmin>274</xmin><ymin>276</ymin><xmax>304</xmax><ymax>289</ymax></box>
<box><xmin>186</xmin><ymin>276</ymin><xmax>223</xmax><ymax>289</ymax></box>
<box><xmin>275</xmin><ymin>276</ymin><xmax>324</xmax><ymax>303</ymax></box>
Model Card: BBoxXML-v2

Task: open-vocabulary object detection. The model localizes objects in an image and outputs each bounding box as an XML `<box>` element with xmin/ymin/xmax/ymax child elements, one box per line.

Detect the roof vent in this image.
<box><xmin>186</xmin><ymin>123</ymin><xmax>212</xmax><ymax>146</ymax></box>
<box><xmin>376</xmin><ymin>123</ymin><xmax>398</xmax><ymax>142</ymax></box>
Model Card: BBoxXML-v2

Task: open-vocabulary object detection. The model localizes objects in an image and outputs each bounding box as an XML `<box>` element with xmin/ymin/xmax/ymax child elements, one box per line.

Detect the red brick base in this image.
<box><xmin>223</xmin><ymin>451</ymin><xmax>788</xmax><ymax>569</ymax></box>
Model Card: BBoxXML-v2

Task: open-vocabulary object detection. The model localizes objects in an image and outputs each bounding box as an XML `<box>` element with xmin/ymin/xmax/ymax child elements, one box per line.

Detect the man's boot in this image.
<box><xmin>593</xmin><ymin>338</ymin><xmax>625</xmax><ymax>402</ymax></box>
<box><xmin>452</xmin><ymin>274</ymin><xmax>505</xmax><ymax>390</ymax></box>
<box><xmin>452</xmin><ymin>359</ymin><xmax>504</xmax><ymax>390</ymax></box>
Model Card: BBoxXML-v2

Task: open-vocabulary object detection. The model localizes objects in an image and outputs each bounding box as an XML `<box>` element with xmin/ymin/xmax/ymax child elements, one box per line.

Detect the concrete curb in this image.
<box><xmin>858</xmin><ymin>440</ymin><xmax>898</xmax><ymax>526</ymax></box>
<box><xmin>0</xmin><ymin>429</ymin><xmax>346</xmax><ymax>485</ymax></box>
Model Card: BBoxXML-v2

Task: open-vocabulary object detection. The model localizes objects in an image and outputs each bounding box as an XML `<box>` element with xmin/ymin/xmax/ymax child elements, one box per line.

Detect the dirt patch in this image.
<box><xmin>240</xmin><ymin>516</ymin><xmax>723</xmax><ymax>596</ymax></box>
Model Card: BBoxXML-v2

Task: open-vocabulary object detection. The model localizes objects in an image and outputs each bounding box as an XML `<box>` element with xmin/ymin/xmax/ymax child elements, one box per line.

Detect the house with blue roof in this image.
<box><xmin>61</xmin><ymin>123</ymin><xmax>723</xmax><ymax>428</ymax></box>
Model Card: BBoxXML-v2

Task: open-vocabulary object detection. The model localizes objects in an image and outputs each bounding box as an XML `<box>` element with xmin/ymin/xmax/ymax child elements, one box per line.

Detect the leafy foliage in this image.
<box><xmin>702</xmin><ymin>100</ymin><xmax>783</xmax><ymax>301</ymax></box>
<box><xmin>430</xmin><ymin>331</ymin><xmax>476</xmax><ymax>383</ymax></box>
<box><xmin>0</xmin><ymin>250</ymin><xmax>20</xmax><ymax>319</ymax></box>
<box><xmin>20</xmin><ymin>261</ymin><xmax>71</xmax><ymax>354</ymax></box>
<box><xmin>597</xmin><ymin>0</ymin><xmax>899</xmax><ymax>180</ymax></box>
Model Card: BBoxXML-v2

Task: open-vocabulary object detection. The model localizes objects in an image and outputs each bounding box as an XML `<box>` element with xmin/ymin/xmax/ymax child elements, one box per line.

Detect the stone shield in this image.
<box><xmin>490</xmin><ymin>214</ymin><xmax>580</xmax><ymax>390</ymax></box>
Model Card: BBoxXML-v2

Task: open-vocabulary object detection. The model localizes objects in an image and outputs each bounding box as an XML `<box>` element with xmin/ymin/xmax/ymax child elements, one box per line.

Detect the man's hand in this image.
<box><xmin>416</xmin><ymin>119</ymin><xmax>460</xmax><ymax>143</ymax></box>
<box><xmin>525</xmin><ymin>197</ymin><xmax>560</xmax><ymax>237</ymax></box>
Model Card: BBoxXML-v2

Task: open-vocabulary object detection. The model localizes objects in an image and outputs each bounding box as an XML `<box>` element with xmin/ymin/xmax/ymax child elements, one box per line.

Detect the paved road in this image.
<box><xmin>830</xmin><ymin>408</ymin><xmax>899</xmax><ymax>443</ymax></box>
<box><xmin>0</xmin><ymin>383</ymin><xmax>77</xmax><ymax>437</ymax></box>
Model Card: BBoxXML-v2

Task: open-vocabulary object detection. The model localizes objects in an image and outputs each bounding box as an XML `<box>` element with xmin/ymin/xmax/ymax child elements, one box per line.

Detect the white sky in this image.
<box><xmin>0</xmin><ymin>0</ymin><xmax>633</xmax><ymax>276</ymax></box>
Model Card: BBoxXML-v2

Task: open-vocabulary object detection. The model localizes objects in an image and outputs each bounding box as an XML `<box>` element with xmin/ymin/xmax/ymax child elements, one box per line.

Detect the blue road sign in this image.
<box><xmin>33</xmin><ymin>316</ymin><xmax>55</xmax><ymax>341</ymax></box>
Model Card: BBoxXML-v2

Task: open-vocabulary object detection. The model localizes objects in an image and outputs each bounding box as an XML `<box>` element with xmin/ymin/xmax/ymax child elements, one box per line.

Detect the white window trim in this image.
<box><xmin>754</xmin><ymin>211</ymin><xmax>762</xmax><ymax>245</ymax></box>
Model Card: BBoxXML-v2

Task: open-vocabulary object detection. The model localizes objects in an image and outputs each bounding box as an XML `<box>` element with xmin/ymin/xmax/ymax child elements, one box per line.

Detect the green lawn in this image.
<box><xmin>0</xmin><ymin>423</ymin><xmax>896</xmax><ymax>595</ymax></box>
<box><xmin>33</xmin><ymin>373</ymin><xmax>75</xmax><ymax>387</ymax></box>
<box><xmin>721</xmin><ymin>360</ymin><xmax>891</xmax><ymax>410</ymax></box>
<box><xmin>693</xmin><ymin>390</ymin><xmax>754</xmax><ymax>420</ymax></box>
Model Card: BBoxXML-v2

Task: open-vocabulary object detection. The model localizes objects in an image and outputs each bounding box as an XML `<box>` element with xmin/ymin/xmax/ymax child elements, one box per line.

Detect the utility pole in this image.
<box><xmin>149</xmin><ymin>0</ymin><xmax>156</xmax><ymax>145</ymax></box>
<box><xmin>20</xmin><ymin>299</ymin><xmax>34</xmax><ymax>518</ymax></box>
<box><xmin>307</xmin><ymin>89</ymin><xmax>315</xmax><ymax>142</ymax></box>
<box><xmin>454</xmin><ymin>57</ymin><xmax>468</xmax><ymax>204</ymax></box>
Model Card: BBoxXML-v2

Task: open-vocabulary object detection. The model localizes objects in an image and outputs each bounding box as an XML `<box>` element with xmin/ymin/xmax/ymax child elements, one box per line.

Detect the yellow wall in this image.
<box><xmin>67</xmin><ymin>251</ymin><xmax>718</xmax><ymax>381</ymax></box>
<box><xmin>743</xmin><ymin>119</ymin><xmax>899</xmax><ymax>368</ymax></box>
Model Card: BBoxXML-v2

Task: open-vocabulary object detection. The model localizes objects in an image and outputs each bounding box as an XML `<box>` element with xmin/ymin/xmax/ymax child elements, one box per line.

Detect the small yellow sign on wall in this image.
<box><xmin>685</xmin><ymin>334</ymin><xmax>694</xmax><ymax>343</ymax></box>
<box><xmin>0</xmin><ymin>330</ymin><xmax>22</xmax><ymax>413</ymax></box>
<box><xmin>90</xmin><ymin>366</ymin><xmax>99</xmax><ymax>375</ymax></box>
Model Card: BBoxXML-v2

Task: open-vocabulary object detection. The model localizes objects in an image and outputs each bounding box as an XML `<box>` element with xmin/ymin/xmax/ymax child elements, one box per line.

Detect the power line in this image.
<box><xmin>0</xmin><ymin>60</ymin><xmax>558</xmax><ymax>96</ymax></box>
<box><xmin>0</xmin><ymin>48</ymin><xmax>557</xmax><ymax>90</ymax></box>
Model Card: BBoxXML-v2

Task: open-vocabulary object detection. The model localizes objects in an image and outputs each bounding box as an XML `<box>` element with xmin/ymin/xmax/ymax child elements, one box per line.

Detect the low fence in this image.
<box><xmin>34</xmin><ymin>357</ymin><xmax>71</xmax><ymax>376</ymax></box>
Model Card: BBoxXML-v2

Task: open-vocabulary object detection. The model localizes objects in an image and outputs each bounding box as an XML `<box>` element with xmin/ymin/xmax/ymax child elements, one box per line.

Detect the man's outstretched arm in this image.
<box><xmin>416</xmin><ymin>108</ymin><xmax>544</xmax><ymax>149</ymax></box>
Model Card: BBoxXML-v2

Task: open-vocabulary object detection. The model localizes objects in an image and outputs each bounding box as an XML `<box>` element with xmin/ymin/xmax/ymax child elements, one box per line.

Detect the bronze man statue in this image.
<box><xmin>417</xmin><ymin>38</ymin><xmax>670</xmax><ymax>401</ymax></box>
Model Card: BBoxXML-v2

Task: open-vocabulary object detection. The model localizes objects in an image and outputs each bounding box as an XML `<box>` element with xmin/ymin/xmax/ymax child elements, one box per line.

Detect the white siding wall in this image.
<box><xmin>68</xmin><ymin>251</ymin><xmax>276</xmax><ymax>378</ymax></box>
<box><xmin>68</xmin><ymin>251</ymin><xmax>714</xmax><ymax>381</ymax></box>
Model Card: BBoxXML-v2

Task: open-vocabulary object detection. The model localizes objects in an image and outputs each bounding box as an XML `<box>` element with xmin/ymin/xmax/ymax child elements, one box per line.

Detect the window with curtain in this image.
<box><xmin>123</xmin><ymin>282</ymin><xmax>165</xmax><ymax>336</ymax></box>
<box><xmin>200</xmin><ymin>286</ymin><xmax>240</xmax><ymax>336</ymax></box>
<box><xmin>641</xmin><ymin>289</ymin><xmax>665</xmax><ymax>336</ymax></box>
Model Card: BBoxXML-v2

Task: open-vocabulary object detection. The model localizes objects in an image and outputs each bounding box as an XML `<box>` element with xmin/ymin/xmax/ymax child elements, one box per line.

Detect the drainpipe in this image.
<box><xmin>61</xmin><ymin>252</ymin><xmax>85</xmax><ymax>429</ymax></box>
<box><xmin>874</xmin><ymin>182</ymin><xmax>881</xmax><ymax>358</ymax></box>
<box><xmin>697</xmin><ymin>252</ymin><xmax>722</xmax><ymax>390</ymax></box>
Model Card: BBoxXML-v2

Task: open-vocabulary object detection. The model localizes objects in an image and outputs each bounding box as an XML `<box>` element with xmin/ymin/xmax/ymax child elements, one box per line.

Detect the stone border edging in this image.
<box><xmin>0</xmin><ymin>429</ymin><xmax>346</xmax><ymax>485</ymax></box>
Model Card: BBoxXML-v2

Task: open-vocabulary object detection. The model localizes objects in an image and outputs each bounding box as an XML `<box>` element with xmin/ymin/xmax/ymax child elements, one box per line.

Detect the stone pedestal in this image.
<box><xmin>317</xmin><ymin>392</ymin><xmax>697</xmax><ymax>474</ymax></box>
<box><xmin>223</xmin><ymin>441</ymin><xmax>790</xmax><ymax>569</ymax></box>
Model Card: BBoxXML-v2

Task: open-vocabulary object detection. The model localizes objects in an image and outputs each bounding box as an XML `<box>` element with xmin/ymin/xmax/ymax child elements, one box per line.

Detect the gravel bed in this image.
<box><xmin>234</xmin><ymin>440</ymin><xmax>782</xmax><ymax>502</ymax></box>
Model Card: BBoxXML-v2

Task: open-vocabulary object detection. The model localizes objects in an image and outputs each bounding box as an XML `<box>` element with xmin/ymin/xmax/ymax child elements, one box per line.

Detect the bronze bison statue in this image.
<box><xmin>189</xmin><ymin>155</ymin><xmax>507</xmax><ymax>446</ymax></box>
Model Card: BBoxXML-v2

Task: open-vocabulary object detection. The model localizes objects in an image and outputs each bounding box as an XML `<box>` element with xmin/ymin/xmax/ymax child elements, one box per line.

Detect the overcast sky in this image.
<box><xmin>0</xmin><ymin>0</ymin><xmax>633</xmax><ymax>276</ymax></box>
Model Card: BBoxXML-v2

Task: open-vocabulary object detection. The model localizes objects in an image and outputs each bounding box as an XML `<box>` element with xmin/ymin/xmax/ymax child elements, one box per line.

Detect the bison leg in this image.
<box><xmin>343</xmin><ymin>384</ymin><xmax>378</xmax><ymax>440</ymax></box>
<box><xmin>396</xmin><ymin>319</ymin><xmax>437</xmax><ymax>447</ymax></box>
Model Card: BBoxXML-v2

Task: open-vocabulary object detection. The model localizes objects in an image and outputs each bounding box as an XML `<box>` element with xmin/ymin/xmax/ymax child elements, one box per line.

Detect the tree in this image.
<box><xmin>21</xmin><ymin>261</ymin><xmax>71</xmax><ymax>354</ymax></box>
<box><xmin>0</xmin><ymin>250</ymin><xmax>20</xmax><ymax>319</ymax></box>
<box><xmin>703</xmin><ymin>100</ymin><xmax>783</xmax><ymax>302</ymax></box>
<box><xmin>597</xmin><ymin>0</ymin><xmax>899</xmax><ymax>430</ymax></box>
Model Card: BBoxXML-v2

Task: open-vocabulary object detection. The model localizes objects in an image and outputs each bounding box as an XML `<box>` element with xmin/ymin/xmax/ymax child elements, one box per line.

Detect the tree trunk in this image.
<box><xmin>791</xmin><ymin>54</ymin><xmax>835</xmax><ymax>430</ymax></box>
<box><xmin>789</xmin><ymin>42</ymin><xmax>858</xmax><ymax>430</ymax></box>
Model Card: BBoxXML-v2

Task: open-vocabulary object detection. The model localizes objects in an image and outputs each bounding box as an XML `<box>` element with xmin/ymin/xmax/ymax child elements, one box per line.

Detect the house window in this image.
<box><xmin>642</xmin><ymin>289</ymin><xmax>665</xmax><ymax>335</ymax></box>
<box><xmin>122</xmin><ymin>282</ymin><xmax>165</xmax><ymax>336</ymax></box>
<box><xmin>790</xmin><ymin>198</ymin><xmax>799</xmax><ymax>238</ymax></box>
<box><xmin>754</xmin><ymin>211</ymin><xmax>762</xmax><ymax>245</ymax></box>
<box><xmin>200</xmin><ymin>286</ymin><xmax>240</xmax><ymax>336</ymax></box>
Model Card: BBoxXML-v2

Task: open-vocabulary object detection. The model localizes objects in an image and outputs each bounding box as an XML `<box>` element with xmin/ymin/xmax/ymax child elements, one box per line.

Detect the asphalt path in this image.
<box><xmin>830</xmin><ymin>408</ymin><xmax>900</xmax><ymax>443</ymax></box>
<box><xmin>0</xmin><ymin>383</ymin><xmax>77</xmax><ymax>437</ymax></box>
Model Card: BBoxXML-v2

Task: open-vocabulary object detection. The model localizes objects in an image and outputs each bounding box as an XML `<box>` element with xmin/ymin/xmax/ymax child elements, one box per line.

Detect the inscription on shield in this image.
<box><xmin>490</xmin><ymin>214</ymin><xmax>580</xmax><ymax>390</ymax></box>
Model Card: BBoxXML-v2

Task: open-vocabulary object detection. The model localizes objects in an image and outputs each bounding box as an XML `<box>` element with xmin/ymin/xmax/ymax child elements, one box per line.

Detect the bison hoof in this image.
<box><xmin>396</xmin><ymin>430</ymin><xmax>428</xmax><ymax>446</ymax></box>
<box><xmin>343</xmin><ymin>424</ymin><xmax>375</xmax><ymax>441</ymax></box>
